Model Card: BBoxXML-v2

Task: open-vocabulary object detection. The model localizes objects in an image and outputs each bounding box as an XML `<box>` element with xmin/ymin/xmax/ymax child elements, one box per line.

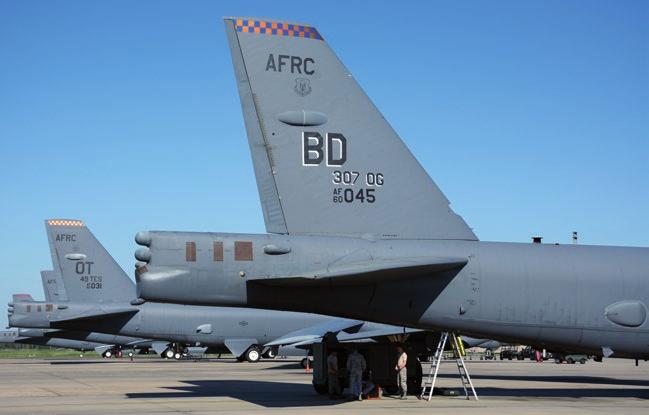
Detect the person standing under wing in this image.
<box><xmin>327</xmin><ymin>350</ymin><xmax>341</xmax><ymax>399</ymax></box>
<box><xmin>346</xmin><ymin>348</ymin><xmax>366</xmax><ymax>401</ymax></box>
<box><xmin>395</xmin><ymin>346</ymin><xmax>408</xmax><ymax>399</ymax></box>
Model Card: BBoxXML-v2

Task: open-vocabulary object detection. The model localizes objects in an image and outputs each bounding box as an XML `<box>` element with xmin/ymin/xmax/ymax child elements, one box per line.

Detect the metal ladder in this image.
<box><xmin>419</xmin><ymin>332</ymin><xmax>479</xmax><ymax>401</ymax></box>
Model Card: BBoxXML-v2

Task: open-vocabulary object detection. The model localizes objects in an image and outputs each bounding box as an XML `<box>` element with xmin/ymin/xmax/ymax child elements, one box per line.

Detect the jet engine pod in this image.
<box><xmin>134</xmin><ymin>247</ymin><xmax>152</xmax><ymax>263</ymax></box>
<box><xmin>604</xmin><ymin>300</ymin><xmax>647</xmax><ymax>328</ymax></box>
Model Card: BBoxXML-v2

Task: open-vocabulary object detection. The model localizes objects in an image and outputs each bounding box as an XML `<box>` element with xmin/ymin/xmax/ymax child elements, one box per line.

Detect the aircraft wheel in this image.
<box><xmin>174</xmin><ymin>352</ymin><xmax>182</xmax><ymax>360</ymax></box>
<box><xmin>263</xmin><ymin>347</ymin><xmax>277</xmax><ymax>359</ymax></box>
<box><xmin>245</xmin><ymin>346</ymin><xmax>261</xmax><ymax>363</ymax></box>
<box><xmin>128</xmin><ymin>352</ymin><xmax>134</xmax><ymax>358</ymax></box>
<box><xmin>312</xmin><ymin>381</ymin><xmax>328</xmax><ymax>395</ymax></box>
<box><xmin>103</xmin><ymin>350</ymin><xmax>113</xmax><ymax>358</ymax></box>
<box><xmin>567</xmin><ymin>357</ymin><xmax>575</xmax><ymax>364</ymax></box>
<box><xmin>165</xmin><ymin>349</ymin><xmax>175</xmax><ymax>359</ymax></box>
<box><xmin>579</xmin><ymin>358</ymin><xmax>587</xmax><ymax>364</ymax></box>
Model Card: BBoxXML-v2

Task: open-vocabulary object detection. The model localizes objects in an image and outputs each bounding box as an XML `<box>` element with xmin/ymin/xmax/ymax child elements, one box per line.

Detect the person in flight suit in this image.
<box><xmin>346</xmin><ymin>348</ymin><xmax>367</xmax><ymax>401</ymax></box>
<box><xmin>395</xmin><ymin>346</ymin><xmax>408</xmax><ymax>399</ymax></box>
<box><xmin>327</xmin><ymin>350</ymin><xmax>341</xmax><ymax>399</ymax></box>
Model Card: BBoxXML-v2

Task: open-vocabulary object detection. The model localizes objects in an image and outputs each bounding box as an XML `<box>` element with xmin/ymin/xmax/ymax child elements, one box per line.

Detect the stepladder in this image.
<box><xmin>419</xmin><ymin>331</ymin><xmax>479</xmax><ymax>401</ymax></box>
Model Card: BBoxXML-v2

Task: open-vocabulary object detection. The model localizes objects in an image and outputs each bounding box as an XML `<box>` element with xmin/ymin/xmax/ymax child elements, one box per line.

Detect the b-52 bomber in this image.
<box><xmin>9</xmin><ymin>287</ymin><xmax>155</xmax><ymax>358</ymax></box>
<box><xmin>0</xmin><ymin>327</ymin><xmax>106</xmax><ymax>355</ymax></box>
<box><xmin>9</xmin><ymin>219</ymin><xmax>421</xmax><ymax>361</ymax></box>
<box><xmin>135</xmin><ymin>17</ymin><xmax>649</xmax><ymax>360</ymax></box>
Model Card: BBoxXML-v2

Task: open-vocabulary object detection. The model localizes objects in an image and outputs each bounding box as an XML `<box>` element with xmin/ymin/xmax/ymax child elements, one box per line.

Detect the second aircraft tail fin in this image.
<box><xmin>45</xmin><ymin>219</ymin><xmax>136</xmax><ymax>303</ymax></box>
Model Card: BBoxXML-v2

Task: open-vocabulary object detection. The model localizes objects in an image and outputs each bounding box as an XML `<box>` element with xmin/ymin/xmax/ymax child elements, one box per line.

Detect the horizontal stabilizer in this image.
<box><xmin>12</xmin><ymin>294</ymin><xmax>34</xmax><ymax>303</ymax></box>
<box><xmin>253</xmin><ymin>256</ymin><xmax>467</xmax><ymax>287</ymax></box>
<box><xmin>337</xmin><ymin>326</ymin><xmax>421</xmax><ymax>342</ymax></box>
<box><xmin>264</xmin><ymin>318</ymin><xmax>364</xmax><ymax>347</ymax></box>
<box><xmin>50</xmin><ymin>306</ymin><xmax>138</xmax><ymax>325</ymax></box>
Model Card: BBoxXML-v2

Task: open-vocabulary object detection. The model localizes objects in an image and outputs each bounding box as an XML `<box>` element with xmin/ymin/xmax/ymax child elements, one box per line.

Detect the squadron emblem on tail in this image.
<box><xmin>294</xmin><ymin>78</ymin><xmax>312</xmax><ymax>96</ymax></box>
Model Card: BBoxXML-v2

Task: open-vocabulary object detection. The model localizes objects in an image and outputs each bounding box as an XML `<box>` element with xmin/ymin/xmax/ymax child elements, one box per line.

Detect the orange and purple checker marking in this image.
<box><xmin>235</xmin><ymin>19</ymin><xmax>323</xmax><ymax>40</ymax></box>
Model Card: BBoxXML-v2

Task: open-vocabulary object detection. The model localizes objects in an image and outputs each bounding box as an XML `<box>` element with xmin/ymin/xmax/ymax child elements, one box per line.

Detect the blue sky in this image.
<box><xmin>1</xmin><ymin>1</ymin><xmax>647</xmax><ymax>325</ymax></box>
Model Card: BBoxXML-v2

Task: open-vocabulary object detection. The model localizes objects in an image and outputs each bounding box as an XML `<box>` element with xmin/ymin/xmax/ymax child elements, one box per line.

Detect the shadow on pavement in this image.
<box><xmin>126</xmin><ymin>379</ymin><xmax>345</xmax><ymax>407</ymax></box>
<box><xmin>474</xmin><ymin>387</ymin><xmax>649</xmax><ymax>399</ymax></box>
<box><xmin>49</xmin><ymin>360</ymin><xmax>118</xmax><ymax>365</ymax></box>
<box><xmin>261</xmin><ymin>362</ymin><xmax>303</xmax><ymax>370</ymax></box>
<box><xmin>438</xmin><ymin>373</ymin><xmax>649</xmax><ymax>387</ymax></box>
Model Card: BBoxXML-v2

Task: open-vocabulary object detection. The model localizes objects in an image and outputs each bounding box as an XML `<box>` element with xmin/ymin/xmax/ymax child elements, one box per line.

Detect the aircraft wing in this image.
<box><xmin>252</xmin><ymin>257</ymin><xmax>468</xmax><ymax>287</ymax></box>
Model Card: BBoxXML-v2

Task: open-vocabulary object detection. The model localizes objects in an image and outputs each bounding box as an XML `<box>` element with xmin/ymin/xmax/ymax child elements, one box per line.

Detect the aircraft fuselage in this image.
<box><xmin>136</xmin><ymin>232</ymin><xmax>649</xmax><ymax>358</ymax></box>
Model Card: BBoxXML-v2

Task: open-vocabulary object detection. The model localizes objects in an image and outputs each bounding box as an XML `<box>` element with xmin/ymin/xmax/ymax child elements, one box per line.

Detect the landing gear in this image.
<box><xmin>162</xmin><ymin>343</ymin><xmax>187</xmax><ymax>360</ymax></box>
<box><xmin>263</xmin><ymin>346</ymin><xmax>278</xmax><ymax>359</ymax></box>
<box><xmin>103</xmin><ymin>349</ymin><xmax>113</xmax><ymax>358</ymax></box>
<box><xmin>244</xmin><ymin>346</ymin><xmax>261</xmax><ymax>363</ymax></box>
<box><xmin>312</xmin><ymin>381</ymin><xmax>328</xmax><ymax>395</ymax></box>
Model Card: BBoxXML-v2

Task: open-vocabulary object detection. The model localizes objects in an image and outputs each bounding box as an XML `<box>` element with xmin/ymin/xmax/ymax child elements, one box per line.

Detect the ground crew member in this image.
<box><xmin>395</xmin><ymin>346</ymin><xmax>408</xmax><ymax>399</ymax></box>
<box><xmin>327</xmin><ymin>350</ymin><xmax>341</xmax><ymax>399</ymax></box>
<box><xmin>346</xmin><ymin>348</ymin><xmax>366</xmax><ymax>401</ymax></box>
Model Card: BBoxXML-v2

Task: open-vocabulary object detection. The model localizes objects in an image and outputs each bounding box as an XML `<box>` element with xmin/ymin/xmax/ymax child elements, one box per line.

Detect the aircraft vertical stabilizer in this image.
<box><xmin>41</xmin><ymin>270</ymin><xmax>67</xmax><ymax>302</ymax></box>
<box><xmin>45</xmin><ymin>219</ymin><xmax>136</xmax><ymax>303</ymax></box>
<box><xmin>224</xmin><ymin>17</ymin><xmax>476</xmax><ymax>240</ymax></box>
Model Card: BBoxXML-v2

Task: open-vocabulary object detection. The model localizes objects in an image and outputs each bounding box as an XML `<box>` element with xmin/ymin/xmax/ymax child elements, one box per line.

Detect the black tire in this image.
<box><xmin>263</xmin><ymin>347</ymin><xmax>278</xmax><ymax>359</ymax></box>
<box><xmin>567</xmin><ymin>357</ymin><xmax>575</xmax><ymax>364</ymax></box>
<box><xmin>313</xmin><ymin>381</ymin><xmax>328</xmax><ymax>395</ymax></box>
<box><xmin>579</xmin><ymin>358</ymin><xmax>587</xmax><ymax>364</ymax></box>
<box><xmin>245</xmin><ymin>346</ymin><xmax>261</xmax><ymax>363</ymax></box>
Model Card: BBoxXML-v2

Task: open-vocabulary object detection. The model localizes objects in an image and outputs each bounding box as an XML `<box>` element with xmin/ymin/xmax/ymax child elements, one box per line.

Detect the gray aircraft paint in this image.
<box><xmin>135</xmin><ymin>18</ymin><xmax>649</xmax><ymax>360</ymax></box>
<box><xmin>7</xmin><ymin>270</ymin><xmax>156</xmax><ymax>350</ymax></box>
<box><xmin>224</xmin><ymin>18</ymin><xmax>475</xmax><ymax>240</ymax></box>
<box><xmin>11</xmin><ymin>219</ymin><xmax>374</xmax><ymax>358</ymax></box>
<box><xmin>0</xmin><ymin>329</ymin><xmax>105</xmax><ymax>352</ymax></box>
<box><xmin>41</xmin><ymin>270</ymin><xmax>66</xmax><ymax>302</ymax></box>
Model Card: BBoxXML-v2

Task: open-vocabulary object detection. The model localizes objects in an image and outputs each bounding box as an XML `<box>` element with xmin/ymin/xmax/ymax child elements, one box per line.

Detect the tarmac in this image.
<box><xmin>0</xmin><ymin>357</ymin><xmax>647</xmax><ymax>414</ymax></box>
